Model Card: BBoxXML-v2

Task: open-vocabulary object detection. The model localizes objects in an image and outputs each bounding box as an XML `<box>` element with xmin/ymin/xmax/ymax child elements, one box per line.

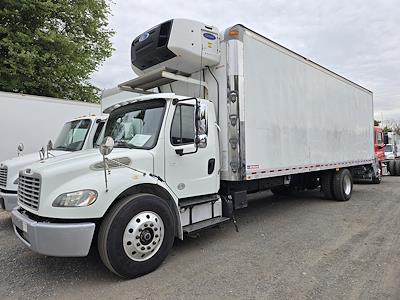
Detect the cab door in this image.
<box><xmin>164</xmin><ymin>100</ymin><xmax>219</xmax><ymax>199</ymax></box>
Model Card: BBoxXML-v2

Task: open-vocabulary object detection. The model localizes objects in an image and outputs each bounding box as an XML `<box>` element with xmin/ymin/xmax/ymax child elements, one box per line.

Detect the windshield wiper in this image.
<box><xmin>54</xmin><ymin>146</ymin><xmax>75</xmax><ymax>152</ymax></box>
<box><xmin>114</xmin><ymin>140</ymin><xmax>137</xmax><ymax>149</ymax></box>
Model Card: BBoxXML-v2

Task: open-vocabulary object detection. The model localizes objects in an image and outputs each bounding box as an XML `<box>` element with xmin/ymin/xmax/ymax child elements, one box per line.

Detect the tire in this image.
<box><xmin>332</xmin><ymin>169</ymin><xmax>353</xmax><ymax>201</ymax></box>
<box><xmin>395</xmin><ymin>160</ymin><xmax>400</xmax><ymax>176</ymax></box>
<box><xmin>389</xmin><ymin>160</ymin><xmax>396</xmax><ymax>175</ymax></box>
<box><xmin>320</xmin><ymin>172</ymin><xmax>335</xmax><ymax>199</ymax></box>
<box><xmin>98</xmin><ymin>193</ymin><xmax>175</xmax><ymax>278</ymax></box>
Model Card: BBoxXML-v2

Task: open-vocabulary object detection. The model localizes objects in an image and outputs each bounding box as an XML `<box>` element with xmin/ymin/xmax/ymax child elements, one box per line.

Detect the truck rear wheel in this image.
<box><xmin>332</xmin><ymin>169</ymin><xmax>353</xmax><ymax>201</ymax></box>
<box><xmin>389</xmin><ymin>160</ymin><xmax>396</xmax><ymax>175</ymax></box>
<box><xmin>320</xmin><ymin>172</ymin><xmax>335</xmax><ymax>199</ymax></box>
<box><xmin>98</xmin><ymin>193</ymin><xmax>175</xmax><ymax>278</ymax></box>
<box><xmin>395</xmin><ymin>160</ymin><xmax>400</xmax><ymax>176</ymax></box>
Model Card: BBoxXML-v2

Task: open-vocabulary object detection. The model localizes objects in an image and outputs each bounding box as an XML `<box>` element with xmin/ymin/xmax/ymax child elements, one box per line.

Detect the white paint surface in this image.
<box><xmin>0</xmin><ymin>92</ymin><xmax>101</xmax><ymax>161</ymax></box>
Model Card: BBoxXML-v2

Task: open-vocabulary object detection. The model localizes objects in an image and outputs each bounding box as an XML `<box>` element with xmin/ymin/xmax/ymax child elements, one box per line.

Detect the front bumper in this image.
<box><xmin>0</xmin><ymin>190</ymin><xmax>18</xmax><ymax>211</ymax></box>
<box><xmin>12</xmin><ymin>208</ymin><xmax>95</xmax><ymax>257</ymax></box>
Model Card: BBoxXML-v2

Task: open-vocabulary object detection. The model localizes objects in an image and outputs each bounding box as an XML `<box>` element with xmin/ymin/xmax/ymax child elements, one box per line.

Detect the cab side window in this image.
<box><xmin>171</xmin><ymin>105</ymin><xmax>195</xmax><ymax>145</ymax></box>
<box><xmin>376</xmin><ymin>132</ymin><xmax>383</xmax><ymax>144</ymax></box>
<box><xmin>93</xmin><ymin>121</ymin><xmax>105</xmax><ymax>147</ymax></box>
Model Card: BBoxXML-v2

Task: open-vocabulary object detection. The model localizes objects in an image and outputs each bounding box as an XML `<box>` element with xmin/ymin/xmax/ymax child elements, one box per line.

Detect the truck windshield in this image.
<box><xmin>103</xmin><ymin>99</ymin><xmax>166</xmax><ymax>149</ymax></box>
<box><xmin>53</xmin><ymin>119</ymin><xmax>92</xmax><ymax>151</ymax></box>
<box><xmin>385</xmin><ymin>145</ymin><xmax>393</xmax><ymax>152</ymax></box>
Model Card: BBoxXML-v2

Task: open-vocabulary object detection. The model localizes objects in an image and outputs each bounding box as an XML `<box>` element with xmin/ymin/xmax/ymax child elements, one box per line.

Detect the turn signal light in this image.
<box><xmin>228</xmin><ymin>30</ymin><xmax>239</xmax><ymax>37</ymax></box>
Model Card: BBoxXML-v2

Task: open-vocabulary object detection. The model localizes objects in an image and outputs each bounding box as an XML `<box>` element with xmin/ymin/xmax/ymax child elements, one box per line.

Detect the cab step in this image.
<box><xmin>183</xmin><ymin>216</ymin><xmax>230</xmax><ymax>233</ymax></box>
<box><xmin>179</xmin><ymin>194</ymin><xmax>219</xmax><ymax>208</ymax></box>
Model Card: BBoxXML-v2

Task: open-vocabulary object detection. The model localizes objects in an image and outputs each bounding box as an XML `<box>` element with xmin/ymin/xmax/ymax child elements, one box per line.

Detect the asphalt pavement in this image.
<box><xmin>1</xmin><ymin>177</ymin><xmax>399</xmax><ymax>299</ymax></box>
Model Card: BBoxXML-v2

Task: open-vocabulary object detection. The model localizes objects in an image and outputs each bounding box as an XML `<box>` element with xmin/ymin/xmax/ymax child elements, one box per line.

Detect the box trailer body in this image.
<box><xmin>0</xmin><ymin>91</ymin><xmax>101</xmax><ymax>162</ymax></box>
<box><xmin>12</xmin><ymin>19</ymin><xmax>377</xmax><ymax>278</ymax></box>
<box><xmin>0</xmin><ymin>115</ymin><xmax>107</xmax><ymax>211</ymax></box>
<box><xmin>223</xmin><ymin>27</ymin><xmax>374</xmax><ymax>181</ymax></box>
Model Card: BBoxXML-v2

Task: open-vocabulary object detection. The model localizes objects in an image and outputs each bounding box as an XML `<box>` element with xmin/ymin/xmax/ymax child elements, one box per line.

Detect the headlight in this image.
<box><xmin>52</xmin><ymin>190</ymin><xmax>97</xmax><ymax>207</ymax></box>
<box><xmin>13</xmin><ymin>178</ymin><xmax>19</xmax><ymax>184</ymax></box>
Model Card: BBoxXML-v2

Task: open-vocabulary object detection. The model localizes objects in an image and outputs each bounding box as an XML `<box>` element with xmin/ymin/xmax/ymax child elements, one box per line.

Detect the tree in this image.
<box><xmin>0</xmin><ymin>0</ymin><xmax>114</xmax><ymax>102</ymax></box>
<box><xmin>385</xmin><ymin>120</ymin><xmax>400</xmax><ymax>135</ymax></box>
<box><xmin>374</xmin><ymin>119</ymin><xmax>381</xmax><ymax>126</ymax></box>
<box><xmin>383</xmin><ymin>126</ymin><xmax>392</xmax><ymax>133</ymax></box>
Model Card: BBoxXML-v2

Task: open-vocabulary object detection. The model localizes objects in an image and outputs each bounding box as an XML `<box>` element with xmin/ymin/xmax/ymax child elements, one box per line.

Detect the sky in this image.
<box><xmin>90</xmin><ymin>0</ymin><xmax>400</xmax><ymax>123</ymax></box>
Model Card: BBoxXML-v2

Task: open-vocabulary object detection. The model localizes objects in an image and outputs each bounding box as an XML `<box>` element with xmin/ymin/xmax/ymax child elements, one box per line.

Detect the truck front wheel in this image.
<box><xmin>98</xmin><ymin>193</ymin><xmax>175</xmax><ymax>278</ymax></box>
<box><xmin>332</xmin><ymin>169</ymin><xmax>353</xmax><ymax>201</ymax></box>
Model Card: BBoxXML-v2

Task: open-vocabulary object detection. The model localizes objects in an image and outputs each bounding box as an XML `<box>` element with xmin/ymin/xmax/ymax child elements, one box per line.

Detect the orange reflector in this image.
<box><xmin>229</xmin><ymin>30</ymin><xmax>239</xmax><ymax>37</ymax></box>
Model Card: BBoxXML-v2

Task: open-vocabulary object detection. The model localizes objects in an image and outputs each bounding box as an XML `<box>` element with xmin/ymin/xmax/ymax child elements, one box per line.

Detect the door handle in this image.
<box><xmin>208</xmin><ymin>158</ymin><xmax>216</xmax><ymax>174</ymax></box>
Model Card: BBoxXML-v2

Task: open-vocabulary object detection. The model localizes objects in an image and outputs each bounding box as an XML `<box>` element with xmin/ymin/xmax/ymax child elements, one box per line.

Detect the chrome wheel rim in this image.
<box><xmin>123</xmin><ymin>211</ymin><xmax>164</xmax><ymax>261</ymax></box>
<box><xmin>344</xmin><ymin>175</ymin><xmax>352</xmax><ymax>195</ymax></box>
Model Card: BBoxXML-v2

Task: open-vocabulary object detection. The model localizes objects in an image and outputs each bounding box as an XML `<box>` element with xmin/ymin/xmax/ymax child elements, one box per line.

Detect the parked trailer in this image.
<box><xmin>0</xmin><ymin>91</ymin><xmax>101</xmax><ymax>162</ymax></box>
<box><xmin>12</xmin><ymin>19</ymin><xmax>376</xmax><ymax>278</ymax></box>
<box><xmin>0</xmin><ymin>115</ymin><xmax>107</xmax><ymax>211</ymax></box>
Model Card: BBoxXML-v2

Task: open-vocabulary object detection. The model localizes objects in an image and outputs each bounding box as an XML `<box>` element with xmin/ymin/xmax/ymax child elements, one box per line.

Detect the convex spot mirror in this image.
<box><xmin>99</xmin><ymin>136</ymin><xmax>114</xmax><ymax>156</ymax></box>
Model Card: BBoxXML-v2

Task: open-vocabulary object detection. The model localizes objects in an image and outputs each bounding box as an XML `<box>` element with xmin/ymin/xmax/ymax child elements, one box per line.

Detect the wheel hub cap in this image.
<box><xmin>123</xmin><ymin>211</ymin><xmax>164</xmax><ymax>261</ymax></box>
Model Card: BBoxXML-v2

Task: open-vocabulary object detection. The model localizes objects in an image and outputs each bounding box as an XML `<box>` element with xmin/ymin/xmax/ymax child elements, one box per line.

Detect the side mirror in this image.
<box><xmin>17</xmin><ymin>143</ymin><xmax>24</xmax><ymax>156</ymax></box>
<box><xmin>99</xmin><ymin>136</ymin><xmax>114</xmax><ymax>156</ymax></box>
<box><xmin>195</xmin><ymin>102</ymin><xmax>208</xmax><ymax>148</ymax></box>
<box><xmin>47</xmin><ymin>140</ymin><xmax>53</xmax><ymax>151</ymax></box>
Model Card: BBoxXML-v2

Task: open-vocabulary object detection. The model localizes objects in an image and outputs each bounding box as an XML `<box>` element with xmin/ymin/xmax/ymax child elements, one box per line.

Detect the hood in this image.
<box><xmin>22</xmin><ymin>148</ymin><xmax>154</xmax><ymax>177</ymax></box>
<box><xmin>17</xmin><ymin>147</ymin><xmax>155</xmax><ymax>216</ymax></box>
<box><xmin>0</xmin><ymin>150</ymin><xmax>69</xmax><ymax>191</ymax></box>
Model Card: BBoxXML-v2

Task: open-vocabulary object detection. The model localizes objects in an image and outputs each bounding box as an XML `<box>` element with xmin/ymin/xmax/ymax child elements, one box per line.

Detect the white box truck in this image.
<box><xmin>0</xmin><ymin>115</ymin><xmax>107</xmax><ymax>211</ymax></box>
<box><xmin>11</xmin><ymin>19</ymin><xmax>376</xmax><ymax>278</ymax></box>
<box><xmin>0</xmin><ymin>91</ymin><xmax>101</xmax><ymax>161</ymax></box>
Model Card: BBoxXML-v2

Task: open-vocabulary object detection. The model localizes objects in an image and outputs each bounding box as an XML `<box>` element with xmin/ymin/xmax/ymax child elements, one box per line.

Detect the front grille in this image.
<box><xmin>0</xmin><ymin>166</ymin><xmax>7</xmax><ymax>187</ymax></box>
<box><xmin>18</xmin><ymin>174</ymin><xmax>41</xmax><ymax>210</ymax></box>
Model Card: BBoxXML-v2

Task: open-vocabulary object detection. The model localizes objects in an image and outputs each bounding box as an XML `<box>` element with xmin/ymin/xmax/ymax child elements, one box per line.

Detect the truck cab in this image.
<box><xmin>0</xmin><ymin>115</ymin><xmax>106</xmax><ymax>211</ymax></box>
<box><xmin>384</xmin><ymin>144</ymin><xmax>396</xmax><ymax>160</ymax></box>
<box><xmin>11</xmin><ymin>94</ymin><xmax>220</xmax><ymax>277</ymax></box>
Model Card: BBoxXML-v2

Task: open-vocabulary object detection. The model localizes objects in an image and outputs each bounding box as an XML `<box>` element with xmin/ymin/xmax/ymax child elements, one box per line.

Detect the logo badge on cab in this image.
<box><xmin>203</xmin><ymin>32</ymin><xmax>216</xmax><ymax>40</ymax></box>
